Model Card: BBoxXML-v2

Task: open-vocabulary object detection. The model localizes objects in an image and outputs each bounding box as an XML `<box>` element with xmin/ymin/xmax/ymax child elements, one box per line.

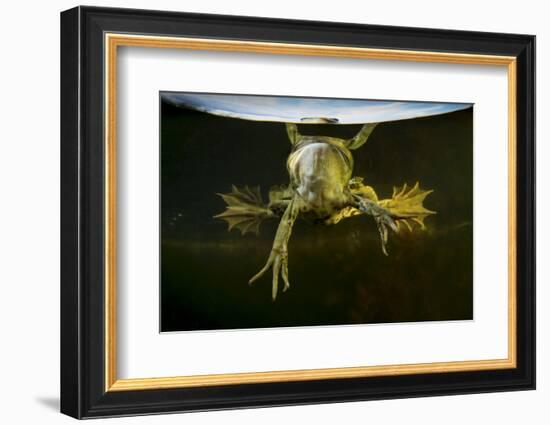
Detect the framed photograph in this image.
<box><xmin>60</xmin><ymin>6</ymin><xmax>535</xmax><ymax>419</ymax></box>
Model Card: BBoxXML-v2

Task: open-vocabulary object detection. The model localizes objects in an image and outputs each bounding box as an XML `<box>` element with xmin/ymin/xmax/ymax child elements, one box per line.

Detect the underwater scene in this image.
<box><xmin>160</xmin><ymin>93</ymin><xmax>473</xmax><ymax>332</ymax></box>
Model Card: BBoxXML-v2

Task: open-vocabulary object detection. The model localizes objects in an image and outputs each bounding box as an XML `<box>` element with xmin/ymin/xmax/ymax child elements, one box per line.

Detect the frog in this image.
<box><xmin>215</xmin><ymin>122</ymin><xmax>435</xmax><ymax>300</ymax></box>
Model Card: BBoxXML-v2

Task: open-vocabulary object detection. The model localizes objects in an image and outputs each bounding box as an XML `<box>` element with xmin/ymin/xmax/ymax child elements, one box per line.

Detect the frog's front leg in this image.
<box><xmin>352</xmin><ymin>194</ymin><xmax>398</xmax><ymax>256</ymax></box>
<box><xmin>249</xmin><ymin>196</ymin><xmax>300</xmax><ymax>300</ymax></box>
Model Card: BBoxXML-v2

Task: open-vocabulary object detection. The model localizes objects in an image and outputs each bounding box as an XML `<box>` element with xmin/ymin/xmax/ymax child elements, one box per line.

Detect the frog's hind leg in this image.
<box><xmin>214</xmin><ymin>185</ymin><xmax>276</xmax><ymax>235</ymax></box>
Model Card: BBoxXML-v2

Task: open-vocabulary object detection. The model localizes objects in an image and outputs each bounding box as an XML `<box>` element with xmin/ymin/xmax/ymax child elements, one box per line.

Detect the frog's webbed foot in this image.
<box><xmin>379</xmin><ymin>183</ymin><xmax>436</xmax><ymax>231</ymax></box>
<box><xmin>249</xmin><ymin>197</ymin><xmax>300</xmax><ymax>300</ymax></box>
<box><xmin>214</xmin><ymin>185</ymin><xmax>274</xmax><ymax>235</ymax></box>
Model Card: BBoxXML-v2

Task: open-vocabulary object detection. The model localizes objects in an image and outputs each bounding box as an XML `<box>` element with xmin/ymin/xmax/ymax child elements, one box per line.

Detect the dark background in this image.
<box><xmin>160</xmin><ymin>98</ymin><xmax>473</xmax><ymax>332</ymax></box>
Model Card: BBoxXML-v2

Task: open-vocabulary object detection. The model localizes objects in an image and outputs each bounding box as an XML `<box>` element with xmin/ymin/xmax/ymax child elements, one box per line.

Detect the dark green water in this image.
<box><xmin>160</xmin><ymin>100</ymin><xmax>473</xmax><ymax>332</ymax></box>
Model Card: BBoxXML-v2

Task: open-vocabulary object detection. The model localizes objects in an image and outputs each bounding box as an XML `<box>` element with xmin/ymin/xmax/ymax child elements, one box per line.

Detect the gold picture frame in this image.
<box><xmin>104</xmin><ymin>33</ymin><xmax>517</xmax><ymax>392</ymax></box>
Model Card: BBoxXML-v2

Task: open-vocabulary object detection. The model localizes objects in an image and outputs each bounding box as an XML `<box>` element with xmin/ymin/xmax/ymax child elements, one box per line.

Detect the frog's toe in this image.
<box><xmin>249</xmin><ymin>262</ymin><xmax>269</xmax><ymax>286</ymax></box>
<box><xmin>281</xmin><ymin>257</ymin><xmax>290</xmax><ymax>292</ymax></box>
